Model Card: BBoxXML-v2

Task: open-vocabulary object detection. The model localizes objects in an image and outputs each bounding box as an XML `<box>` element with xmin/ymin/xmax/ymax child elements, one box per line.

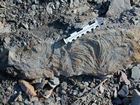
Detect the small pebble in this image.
<box><xmin>61</xmin><ymin>90</ymin><xmax>66</xmax><ymax>95</ymax></box>
<box><xmin>7</xmin><ymin>86</ymin><xmax>12</xmax><ymax>92</ymax></box>
<box><xmin>72</xmin><ymin>90</ymin><xmax>78</xmax><ymax>96</ymax></box>
<box><xmin>91</xmin><ymin>88</ymin><xmax>97</xmax><ymax>95</ymax></box>
<box><xmin>90</xmin><ymin>82</ymin><xmax>95</xmax><ymax>88</ymax></box>
<box><xmin>83</xmin><ymin>82</ymin><xmax>89</xmax><ymax>87</ymax></box>
<box><xmin>61</xmin><ymin>82</ymin><xmax>67</xmax><ymax>90</ymax></box>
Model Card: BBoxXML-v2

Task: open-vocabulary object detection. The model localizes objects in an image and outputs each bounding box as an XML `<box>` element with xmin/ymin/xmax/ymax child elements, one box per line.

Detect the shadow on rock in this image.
<box><xmin>52</xmin><ymin>39</ymin><xmax>65</xmax><ymax>49</ymax></box>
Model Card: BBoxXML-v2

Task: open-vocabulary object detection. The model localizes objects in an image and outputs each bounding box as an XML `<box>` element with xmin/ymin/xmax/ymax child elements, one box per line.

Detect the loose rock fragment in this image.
<box><xmin>30</xmin><ymin>78</ymin><xmax>42</xmax><ymax>84</ymax></box>
<box><xmin>118</xmin><ymin>85</ymin><xmax>129</xmax><ymax>98</ymax></box>
<box><xmin>4</xmin><ymin>37</ymin><xmax>11</xmax><ymax>44</ymax></box>
<box><xmin>113</xmin><ymin>87</ymin><xmax>117</xmax><ymax>98</ymax></box>
<box><xmin>32</xmin><ymin>0</ymin><xmax>39</xmax><ymax>4</ymax></box>
<box><xmin>131</xmin><ymin>64</ymin><xmax>140</xmax><ymax>80</ymax></box>
<box><xmin>123</xmin><ymin>97</ymin><xmax>131</xmax><ymax>105</ymax></box>
<box><xmin>120</xmin><ymin>71</ymin><xmax>130</xmax><ymax>85</ymax></box>
<box><xmin>18</xmin><ymin>80</ymin><xmax>37</xmax><ymax>98</ymax></box>
<box><xmin>48</xmin><ymin>77</ymin><xmax>60</xmax><ymax>89</ymax></box>
<box><xmin>14</xmin><ymin>92</ymin><xmax>22</xmax><ymax>102</ymax></box>
<box><xmin>35</xmin><ymin>78</ymin><xmax>48</xmax><ymax>89</ymax></box>
<box><xmin>61</xmin><ymin>82</ymin><xmax>68</xmax><ymax>90</ymax></box>
<box><xmin>131</xmin><ymin>0</ymin><xmax>139</xmax><ymax>5</ymax></box>
<box><xmin>73</xmin><ymin>0</ymin><xmax>79</xmax><ymax>7</ymax></box>
<box><xmin>7</xmin><ymin>86</ymin><xmax>12</xmax><ymax>92</ymax></box>
<box><xmin>99</xmin><ymin>83</ymin><xmax>104</xmax><ymax>93</ymax></box>
<box><xmin>0</xmin><ymin>22</ymin><xmax>11</xmax><ymax>33</ymax></box>
<box><xmin>40</xmin><ymin>89</ymin><xmax>53</xmax><ymax>99</ymax></box>
<box><xmin>107</xmin><ymin>0</ymin><xmax>131</xmax><ymax>17</ymax></box>
<box><xmin>113</xmin><ymin>98</ymin><xmax>122</xmax><ymax>104</ymax></box>
<box><xmin>47</xmin><ymin>3</ymin><xmax>54</xmax><ymax>14</ymax></box>
<box><xmin>16</xmin><ymin>0</ymin><xmax>22</xmax><ymax>3</ymax></box>
<box><xmin>131</xmin><ymin>89</ymin><xmax>140</xmax><ymax>105</ymax></box>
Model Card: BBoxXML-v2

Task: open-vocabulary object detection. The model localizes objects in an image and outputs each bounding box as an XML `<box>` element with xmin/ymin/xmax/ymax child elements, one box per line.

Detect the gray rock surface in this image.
<box><xmin>131</xmin><ymin>0</ymin><xmax>140</xmax><ymax>5</ymax></box>
<box><xmin>131</xmin><ymin>64</ymin><xmax>140</xmax><ymax>80</ymax></box>
<box><xmin>0</xmin><ymin>0</ymin><xmax>139</xmax><ymax>80</ymax></box>
<box><xmin>2</xmin><ymin>28</ymin><xmax>136</xmax><ymax>79</ymax></box>
<box><xmin>47</xmin><ymin>3</ymin><xmax>54</xmax><ymax>14</ymax></box>
<box><xmin>0</xmin><ymin>0</ymin><xmax>140</xmax><ymax>105</ymax></box>
<box><xmin>48</xmin><ymin>77</ymin><xmax>60</xmax><ymax>88</ymax></box>
<box><xmin>118</xmin><ymin>85</ymin><xmax>129</xmax><ymax>98</ymax></box>
<box><xmin>113</xmin><ymin>98</ymin><xmax>122</xmax><ymax>104</ymax></box>
<box><xmin>0</xmin><ymin>22</ymin><xmax>11</xmax><ymax>33</ymax></box>
<box><xmin>123</xmin><ymin>97</ymin><xmax>130</xmax><ymax>105</ymax></box>
<box><xmin>107</xmin><ymin>0</ymin><xmax>131</xmax><ymax>17</ymax></box>
<box><xmin>131</xmin><ymin>89</ymin><xmax>140</xmax><ymax>105</ymax></box>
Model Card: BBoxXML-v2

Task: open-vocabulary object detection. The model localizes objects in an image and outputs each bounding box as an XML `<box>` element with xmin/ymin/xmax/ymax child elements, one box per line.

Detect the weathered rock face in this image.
<box><xmin>1</xmin><ymin>27</ymin><xmax>139</xmax><ymax>79</ymax></box>
<box><xmin>107</xmin><ymin>0</ymin><xmax>131</xmax><ymax>17</ymax></box>
<box><xmin>0</xmin><ymin>0</ymin><xmax>140</xmax><ymax>79</ymax></box>
<box><xmin>49</xmin><ymin>28</ymin><xmax>140</xmax><ymax>77</ymax></box>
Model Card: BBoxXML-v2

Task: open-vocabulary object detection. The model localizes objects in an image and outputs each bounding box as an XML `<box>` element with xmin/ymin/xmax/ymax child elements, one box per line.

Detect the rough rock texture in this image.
<box><xmin>0</xmin><ymin>0</ymin><xmax>140</xmax><ymax>105</ymax></box>
<box><xmin>0</xmin><ymin>22</ymin><xmax>11</xmax><ymax>33</ymax></box>
<box><xmin>0</xmin><ymin>0</ymin><xmax>139</xmax><ymax>79</ymax></box>
<box><xmin>1</xmin><ymin>27</ymin><xmax>139</xmax><ymax>79</ymax></box>
<box><xmin>107</xmin><ymin>0</ymin><xmax>131</xmax><ymax>17</ymax></box>
<box><xmin>131</xmin><ymin>64</ymin><xmax>140</xmax><ymax>80</ymax></box>
<box><xmin>132</xmin><ymin>89</ymin><xmax>140</xmax><ymax>105</ymax></box>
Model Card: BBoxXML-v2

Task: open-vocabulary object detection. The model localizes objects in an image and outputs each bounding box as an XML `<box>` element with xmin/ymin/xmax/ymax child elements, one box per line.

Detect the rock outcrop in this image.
<box><xmin>0</xmin><ymin>0</ymin><xmax>139</xmax><ymax>79</ymax></box>
<box><xmin>0</xmin><ymin>27</ymin><xmax>139</xmax><ymax>79</ymax></box>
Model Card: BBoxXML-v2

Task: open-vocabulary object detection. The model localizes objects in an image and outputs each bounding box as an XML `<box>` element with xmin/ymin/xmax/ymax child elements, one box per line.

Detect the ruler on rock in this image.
<box><xmin>63</xmin><ymin>18</ymin><xmax>104</xmax><ymax>44</ymax></box>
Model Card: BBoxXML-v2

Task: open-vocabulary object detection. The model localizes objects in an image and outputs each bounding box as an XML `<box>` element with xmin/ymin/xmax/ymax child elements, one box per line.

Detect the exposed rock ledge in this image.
<box><xmin>0</xmin><ymin>26</ymin><xmax>139</xmax><ymax>79</ymax></box>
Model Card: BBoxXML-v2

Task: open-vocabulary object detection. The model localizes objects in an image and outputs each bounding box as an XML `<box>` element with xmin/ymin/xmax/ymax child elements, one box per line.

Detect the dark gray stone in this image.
<box><xmin>123</xmin><ymin>97</ymin><xmax>131</xmax><ymax>105</ymax></box>
<box><xmin>2</xmin><ymin>28</ymin><xmax>135</xmax><ymax>79</ymax></box>
<box><xmin>61</xmin><ymin>95</ymin><xmax>68</xmax><ymax>105</ymax></box>
<box><xmin>118</xmin><ymin>85</ymin><xmax>129</xmax><ymax>98</ymax></box>
<box><xmin>113</xmin><ymin>98</ymin><xmax>122</xmax><ymax>104</ymax></box>
<box><xmin>132</xmin><ymin>89</ymin><xmax>140</xmax><ymax>105</ymax></box>
<box><xmin>35</xmin><ymin>78</ymin><xmax>46</xmax><ymax>89</ymax></box>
